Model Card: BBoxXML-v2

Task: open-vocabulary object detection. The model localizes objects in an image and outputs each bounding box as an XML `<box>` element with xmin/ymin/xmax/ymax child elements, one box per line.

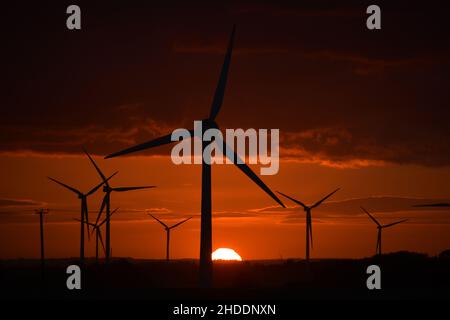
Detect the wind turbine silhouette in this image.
<box><xmin>35</xmin><ymin>208</ymin><xmax>49</xmax><ymax>276</ymax></box>
<box><xmin>74</xmin><ymin>208</ymin><xmax>119</xmax><ymax>261</ymax></box>
<box><xmin>104</xmin><ymin>26</ymin><xmax>285</xmax><ymax>287</ymax></box>
<box><xmin>149</xmin><ymin>214</ymin><xmax>192</xmax><ymax>261</ymax></box>
<box><xmin>361</xmin><ymin>207</ymin><xmax>408</xmax><ymax>256</ymax></box>
<box><xmin>84</xmin><ymin>150</ymin><xmax>155</xmax><ymax>263</ymax></box>
<box><xmin>48</xmin><ymin>172</ymin><xmax>116</xmax><ymax>263</ymax></box>
<box><xmin>277</xmin><ymin>188</ymin><xmax>340</xmax><ymax>262</ymax></box>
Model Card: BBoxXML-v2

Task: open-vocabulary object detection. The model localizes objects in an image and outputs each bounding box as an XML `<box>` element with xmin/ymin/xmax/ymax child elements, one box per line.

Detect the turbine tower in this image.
<box><xmin>149</xmin><ymin>214</ymin><xmax>192</xmax><ymax>261</ymax></box>
<box><xmin>35</xmin><ymin>208</ymin><xmax>49</xmax><ymax>275</ymax></box>
<box><xmin>361</xmin><ymin>207</ymin><xmax>408</xmax><ymax>255</ymax></box>
<box><xmin>104</xmin><ymin>26</ymin><xmax>285</xmax><ymax>287</ymax></box>
<box><xmin>85</xmin><ymin>150</ymin><xmax>155</xmax><ymax>263</ymax></box>
<box><xmin>277</xmin><ymin>188</ymin><xmax>340</xmax><ymax>262</ymax></box>
<box><xmin>48</xmin><ymin>172</ymin><xmax>116</xmax><ymax>263</ymax></box>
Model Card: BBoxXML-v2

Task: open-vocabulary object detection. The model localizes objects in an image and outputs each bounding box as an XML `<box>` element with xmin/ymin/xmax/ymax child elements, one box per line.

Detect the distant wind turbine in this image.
<box><xmin>361</xmin><ymin>207</ymin><xmax>408</xmax><ymax>255</ymax></box>
<box><xmin>48</xmin><ymin>172</ymin><xmax>116</xmax><ymax>263</ymax></box>
<box><xmin>84</xmin><ymin>150</ymin><xmax>155</xmax><ymax>263</ymax></box>
<box><xmin>35</xmin><ymin>208</ymin><xmax>49</xmax><ymax>275</ymax></box>
<box><xmin>104</xmin><ymin>26</ymin><xmax>285</xmax><ymax>287</ymax></box>
<box><xmin>149</xmin><ymin>214</ymin><xmax>192</xmax><ymax>261</ymax></box>
<box><xmin>277</xmin><ymin>188</ymin><xmax>340</xmax><ymax>262</ymax></box>
<box><xmin>74</xmin><ymin>208</ymin><xmax>119</xmax><ymax>261</ymax></box>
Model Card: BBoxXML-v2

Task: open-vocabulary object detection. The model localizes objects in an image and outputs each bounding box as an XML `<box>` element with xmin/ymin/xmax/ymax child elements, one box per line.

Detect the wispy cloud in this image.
<box><xmin>145</xmin><ymin>208</ymin><xmax>172</xmax><ymax>214</ymax></box>
<box><xmin>300</xmin><ymin>50</ymin><xmax>448</xmax><ymax>75</ymax></box>
<box><xmin>0</xmin><ymin>198</ymin><xmax>46</xmax><ymax>208</ymax></box>
<box><xmin>2</xmin><ymin>197</ymin><xmax>450</xmax><ymax>225</ymax></box>
<box><xmin>248</xmin><ymin>196</ymin><xmax>450</xmax><ymax>224</ymax></box>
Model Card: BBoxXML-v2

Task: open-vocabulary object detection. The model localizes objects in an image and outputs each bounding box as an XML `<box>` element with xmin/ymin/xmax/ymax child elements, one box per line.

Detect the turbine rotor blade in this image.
<box><xmin>99</xmin><ymin>208</ymin><xmax>119</xmax><ymax>227</ymax></box>
<box><xmin>310</xmin><ymin>188</ymin><xmax>340</xmax><ymax>209</ymax></box>
<box><xmin>84</xmin><ymin>149</ymin><xmax>110</xmax><ymax>187</ymax></box>
<box><xmin>382</xmin><ymin>219</ymin><xmax>408</xmax><ymax>229</ymax></box>
<box><xmin>47</xmin><ymin>177</ymin><xmax>82</xmax><ymax>196</ymax></box>
<box><xmin>361</xmin><ymin>207</ymin><xmax>381</xmax><ymax>227</ymax></box>
<box><xmin>169</xmin><ymin>216</ymin><xmax>193</xmax><ymax>229</ymax></box>
<box><xmin>86</xmin><ymin>171</ymin><xmax>118</xmax><ymax>196</ymax></box>
<box><xmin>148</xmin><ymin>214</ymin><xmax>169</xmax><ymax>229</ymax></box>
<box><xmin>110</xmin><ymin>207</ymin><xmax>119</xmax><ymax>217</ymax></box>
<box><xmin>98</xmin><ymin>230</ymin><xmax>106</xmax><ymax>255</ymax></box>
<box><xmin>413</xmin><ymin>203</ymin><xmax>450</xmax><ymax>207</ymax></box>
<box><xmin>105</xmin><ymin>131</ymin><xmax>194</xmax><ymax>159</ymax></box>
<box><xmin>94</xmin><ymin>196</ymin><xmax>108</xmax><ymax>228</ymax></box>
<box><xmin>112</xmin><ymin>186</ymin><xmax>156</xmax><ymax>192</ymax></box>
<box><xmin>209</xmin><ymin>25</ymin><xmax>236</xmax><ymax>121</ymax></box>
<box><xmin>276</xmin><ymin>191</ymin><xmax>308</xmax><ymax>209</ymax></box>
<box><xmin>74</xmin><ymin>219</ymin><xmax>97</xmax><ymax>228</ymax></box>
<box><xmin>74</xmin><ymin>217</ymin><xmax>96</xmax><ymax>231</ymax></box>
<box><xmin>218</xmin><ymin>137</ymin><xmax>285</xmax><ymax>208</ymax></box>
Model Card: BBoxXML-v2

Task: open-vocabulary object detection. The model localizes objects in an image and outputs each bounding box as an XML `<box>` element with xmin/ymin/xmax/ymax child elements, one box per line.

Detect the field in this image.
<box><xmin>1</xmin><ymin>251</ymin><xmax>449</xmax><ymax>300</ymax></box>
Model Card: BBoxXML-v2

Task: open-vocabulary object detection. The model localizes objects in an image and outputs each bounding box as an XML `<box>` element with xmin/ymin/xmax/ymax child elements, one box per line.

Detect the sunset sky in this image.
<box><xmin>2</xmin><ymin>1</ymin><xmax>450</xmax><ymax>260</ymax></box>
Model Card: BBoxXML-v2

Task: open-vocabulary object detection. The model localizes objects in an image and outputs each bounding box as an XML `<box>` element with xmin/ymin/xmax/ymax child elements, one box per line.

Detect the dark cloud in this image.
<box><xmin>3</xmin><ymin>1</ymin><xmax>450</xmax><ymax>167</ymax></box>
<box><xmin>280</xmin><ymin>127</ymin><xmax>450</xmax><ymax>167</ymax></box>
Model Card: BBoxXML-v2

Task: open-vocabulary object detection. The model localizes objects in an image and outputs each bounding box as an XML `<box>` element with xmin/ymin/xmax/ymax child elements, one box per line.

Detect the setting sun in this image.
<box><xmin>212</xmin><ymin>248</ymin><xmax>243</xmax><ymax>261</ymax></box>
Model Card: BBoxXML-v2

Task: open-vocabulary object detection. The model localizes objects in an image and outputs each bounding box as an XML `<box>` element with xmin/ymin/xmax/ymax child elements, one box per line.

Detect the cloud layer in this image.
<box><xmin>3</xmin><ymin>1</ymin><xmax>450</xmax><ymax>168</ymax></box>
<box><xmin>2</xmin><ymin>196</ymin><xmax>449</xmax><ymax>225</ymax></box>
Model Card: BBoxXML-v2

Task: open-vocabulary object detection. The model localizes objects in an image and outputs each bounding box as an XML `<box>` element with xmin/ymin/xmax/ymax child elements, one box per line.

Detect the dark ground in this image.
<box><xmin>1</xmin><ymin>251</ymin><xmax>449</xmax><ymax>300</ymax></box>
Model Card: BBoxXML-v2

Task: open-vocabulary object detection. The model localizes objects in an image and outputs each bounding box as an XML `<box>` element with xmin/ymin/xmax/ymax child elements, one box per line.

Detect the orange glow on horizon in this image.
<box><xmin>1</xmin><ymin>155</ymin><xmax>450</xmax><ymax>260</ymax></box>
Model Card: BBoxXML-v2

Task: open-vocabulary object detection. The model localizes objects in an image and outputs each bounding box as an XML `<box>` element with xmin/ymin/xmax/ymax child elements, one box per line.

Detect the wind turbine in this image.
<box><xmin>149</xmin><ymin>214</ymin><xmax>192</xmax><ymax>261</ymax></box>
<box><xmin>84</xmin><ymin>150</ymin><xmax>155</xmax><ymax>263</ymax></box>
<box><xmin>48</xmin><ymin>172</ymin><xmax>116</xmax><ymax>263</ymax></box>
<box><xmin>361</xmin><ymin>207</ymin><xmax>408</xmax><ymax>256</ymax></box>
<box><xmin>277</xmin><ymin>188</ymin><xmax>340</xmax><ymax>262</ymax></box>
<box><xmin>74</xmin><ymin>208</ymin><xmax>119</xmax><ymax>261</ymax></box>
<box><xmin>104</xmin><ymin>26</ymin><xmax>285</xmax><ymax>287</ymax></box>
<box><xmin>35</xmin><ymin>208</ymin><xmax>49</xmax><ymax>276</ymax></box>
